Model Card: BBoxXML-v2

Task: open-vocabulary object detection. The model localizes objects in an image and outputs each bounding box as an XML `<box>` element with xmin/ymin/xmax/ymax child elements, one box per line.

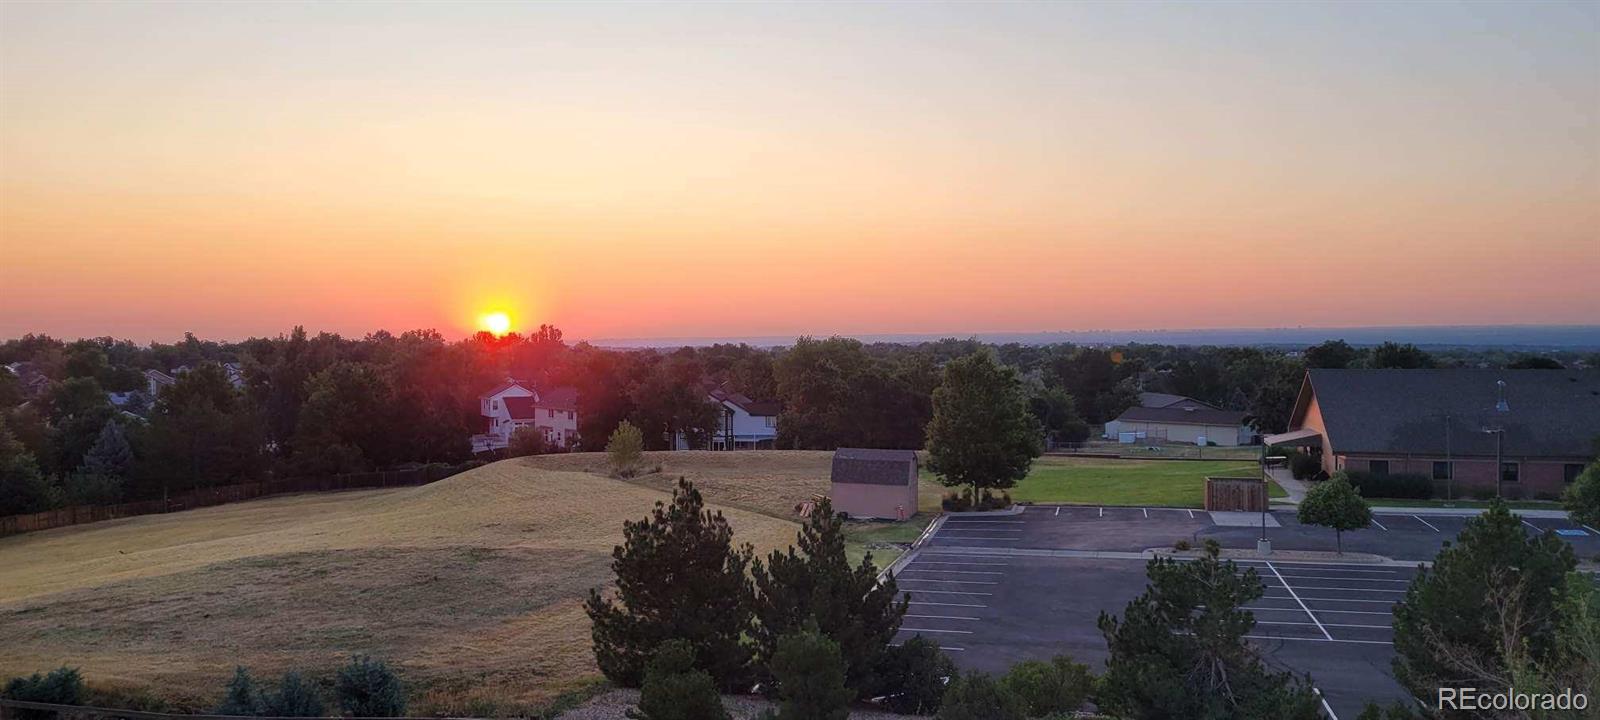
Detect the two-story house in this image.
<box><xmin>475</xmin><ymin>380</ymin><xmax>580</xmax><ymax>452</ymax></box>
<box><xmin>675</xmin><ymin>385</ymin><xmax>780</xmax><ymax>450</ymax></box>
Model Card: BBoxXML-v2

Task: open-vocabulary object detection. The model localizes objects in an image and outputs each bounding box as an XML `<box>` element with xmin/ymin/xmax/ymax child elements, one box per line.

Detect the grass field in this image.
<box><xmin>1004</xmin><ymin>456</ymin><xmax>1265</xmax><ymax>507</ymax></box>
<box><xmin>0</xmin><ymin>459</ymin><xmax>802</xmax><ymax>716</ymax></box>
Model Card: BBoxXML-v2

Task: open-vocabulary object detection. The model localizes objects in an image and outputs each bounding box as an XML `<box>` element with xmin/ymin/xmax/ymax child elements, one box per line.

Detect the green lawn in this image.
<box><xmin>1006</xmin><ymin>457</ymin><xmax>1263</xmax><ymax>508</ymax></box>
<box><xmin>843</xmin><ymin>518</ymin><xmax>932</xmax><ymax>570</ymax></box>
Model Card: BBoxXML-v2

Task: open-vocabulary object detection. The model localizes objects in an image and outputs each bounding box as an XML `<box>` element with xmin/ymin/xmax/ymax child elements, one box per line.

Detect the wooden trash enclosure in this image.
<box><xmin>1205</xmin><ymin>476</ymin><xmax>1268</xmax><ymax>512</ymax></box>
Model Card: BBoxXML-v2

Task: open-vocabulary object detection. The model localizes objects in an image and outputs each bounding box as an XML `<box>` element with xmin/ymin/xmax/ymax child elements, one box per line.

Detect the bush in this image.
<box><xmin>940</xmin><ymin>490</ymin><xmax>1012</xmax><ymax>512</ymax></box>
<box><xmin>607</xmin><ymin>421</ymin><xmax>645</xmax><ymax>478</ymax></box>
<box><xmin>1472</xmin><ymin>488</ymin><xmax>1498</xmax><ymax>501</ymax></box>
<box><xmin>768</xmin><ymin>623</ymin><xmax>850</xmax><ymax>720</ymax></box>
<box><xmin>997</xmin><ymin>656</ymin><xmax>1093</xmax><ymax>716</ymax></box>
<box><xmin>1289</xmin><ymin>452</ymin><xmax>1320</xmax><ymax>481</ymax></box>
<box><xmin>936</xmin><ymin>671</ymin><xmax>1023</xmax><ymax>720</ymax></box>
<box><xmin>215</xmin><ymin>667</ymin><xmax>260</xmax><ymax>716</ymax></box>
<box><xmin>628</xmin><ymin>640</ymin><xmax>729</xmax><ymax>720</ymax></box>
<box><xmin>260</xmin><ymin>672</ymin><xmax>324</xmax><ymax>718</ymax></box>
<box><xmin>507</xmin><ymin>427</ymin><xmax>547</xmax><ymax>458</ymax></box>
<box><xmin>335</xmin><ymin>656</ymin><xmax>406</xmax><ymax>717</ymax></box>
<box><xmin>1173</xmin><ymin>539</ymin><xmax>1191</xmax><ymax>551</ymax></box>
<box><xmin>1342</xmin><ymin>470</ymin><xmax>1432</xmax><ymax>499</ymax></box>
<box><xmin>870</xmin><ymin>636</ymin><xmax>954</xmax><ymax>714</ymax></box>
<box><xmin>3</xmin><ymin>667</ymin><xmax>85</xmax><ymax>720</ymax></box>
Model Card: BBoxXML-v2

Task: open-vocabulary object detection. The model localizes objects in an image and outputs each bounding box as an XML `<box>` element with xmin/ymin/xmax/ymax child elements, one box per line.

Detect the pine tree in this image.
<box><xmin>215</xmin><ymin>666</ymin><xmax>261</xmax><ymax>716</ymax></box>
<box><xmin>627</xmin><ymin>640</ymin><xmax>730</xmax><ymax>720</ymax></box>
<box><xmin>81</xmin><ymin>420</ymin><xmax>132</xmax><ymax>479</ymax></box>
<box><xmin>768</xmin><ymin>621</ymin><xmax>851</xmax><ymax>720</ymax></box>
<box><xmin>1096</xmin><ymin>543</ymin><xmax>1321</xmax><ymax>719</ymax></box>
<box><xmin>870</xmin><ymin>636</ymin><xmax>954</xmax><ymax>715</ymax></box>
<box><xmin>750</xmin><ymin>498</ymin><xmax>906</xmax><ymax>696</ymax></box>
<box><xmin>334</xmin><ymin>656</ymin><xmax>406</xmax><ymax>718</ymax></box>
<box><xmin>586</xmin><ymin>478</ymin><xmax>755</xmax><ymax>689</ymax></box>
<box><xmin>260</xmin><ymin>672</ymin><xmax>324</xmax><ymax>718</ymax></box>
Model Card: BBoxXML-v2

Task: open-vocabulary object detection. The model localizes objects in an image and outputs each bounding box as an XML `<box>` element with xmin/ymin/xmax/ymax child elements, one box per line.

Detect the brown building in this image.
<box><xmin>829</xmin><ymin>448</ymin><xmax>919</xmax><ymax>521</ymax></box>
<box><xmin>1269</xmin><ymin>369</ymin><xmax>1599</xmax><ymax>500</ymax></box>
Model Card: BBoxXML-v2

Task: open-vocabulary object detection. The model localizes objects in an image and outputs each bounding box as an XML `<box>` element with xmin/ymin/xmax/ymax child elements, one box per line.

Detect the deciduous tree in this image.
<box><xmin>1297</xmin><ymin>472</ymin><xmax>1372</xmax><ymax>554</ymax></box>
<box><xmin>926</xmin><ymin>351</ymin><xmax>1040</xmax><ymax>504</ymax></box>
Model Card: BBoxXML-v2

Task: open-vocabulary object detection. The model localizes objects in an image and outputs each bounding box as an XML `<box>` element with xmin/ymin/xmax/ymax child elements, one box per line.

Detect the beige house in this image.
<box><xmin>829</xmin><ymin>448</ymin><xmax>918</xmax><ymax>522</ymax></box>
<box><xmin>1103</xmin><ymin>393</ymin><xmax>1252</xmax><ymax>446</ymax></box>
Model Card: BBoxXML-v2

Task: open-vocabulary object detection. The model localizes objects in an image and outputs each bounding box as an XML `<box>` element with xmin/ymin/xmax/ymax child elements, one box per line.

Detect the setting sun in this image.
<box><xmin>479</xmin><ymin>312</ymin><xmax>512</xmax><ymax>337</ymax></box>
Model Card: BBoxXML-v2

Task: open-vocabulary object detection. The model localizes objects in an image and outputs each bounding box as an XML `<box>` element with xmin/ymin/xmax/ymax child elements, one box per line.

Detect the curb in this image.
<box><xmin>878</xmin><ymin>514</ymin><xmax>948</xmax><ymax>584</ymax></box>
<box><xmin>940</xmin><ymin>505</ymin><xmax>1026</xmax><ymax>516</ymax></box>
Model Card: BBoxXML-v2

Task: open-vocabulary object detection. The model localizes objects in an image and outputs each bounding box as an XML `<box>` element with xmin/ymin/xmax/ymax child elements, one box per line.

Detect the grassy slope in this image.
<box><xmin>0</xmin><ymin>460</ymin><xmax>799</xmax><ymax>716</ymax></box>
<box><xmin>1005</xmin><ymin>456</ymin><xmax>1262</xmax><ymax>507</ymax></box>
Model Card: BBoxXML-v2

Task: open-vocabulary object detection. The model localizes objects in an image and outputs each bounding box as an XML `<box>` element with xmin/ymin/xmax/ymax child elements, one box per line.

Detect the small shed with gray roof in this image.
<box><xmin>830</xmin><ymin>448</ymin><xmax>919</xmax><ymax>521</ymax></box>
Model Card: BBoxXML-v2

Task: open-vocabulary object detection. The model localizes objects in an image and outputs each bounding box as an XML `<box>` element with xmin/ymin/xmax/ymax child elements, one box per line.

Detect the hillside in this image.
<box><xmin>0</xmin><ymin>460</ymin><xmax>800</xmax><ymax>715</ymax></box>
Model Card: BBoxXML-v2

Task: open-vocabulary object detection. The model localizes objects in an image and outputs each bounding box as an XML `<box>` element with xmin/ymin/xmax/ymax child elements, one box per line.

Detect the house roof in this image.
<box><xmin>831</xmin><ymin>448</ymin><xmax>917</xmax><ymax>486</ymax></box>
<box><xmin>1137</xmin><ymin>391</ymin><xmax>1211</xmax><ymax>409</ymax></box>
<box><xmin>708</xmin><ymin>386</ymin><xmax>780</xmax><ymax>417</ymax></box>
<box><xmin>502</xmin><ymin>387</ymin><xmax>579</xmax><ymax>419</ymax></box>
<box><xmin>539</xmin><ymin>386</ymin><xmax>579</xmax><ymax>411</ymax></box>
<box><xmin>1113</xmin><ymin>405</ymin><xmax>1248</xmax><ymax>427</ymax></box>
<box><xmin>1295</xmin><ymin>369</ymin><xmax>1600</xmax><ymax>459</ymax></box>
<box><xmin>503</xmin><ymin>396</ymin><xmax>541</xmax><ymax>420</ymax></box>
<box><xmin>479</xmin><ymin>380</ymin><xmax>530</xmax><ymax>400</ymax></box>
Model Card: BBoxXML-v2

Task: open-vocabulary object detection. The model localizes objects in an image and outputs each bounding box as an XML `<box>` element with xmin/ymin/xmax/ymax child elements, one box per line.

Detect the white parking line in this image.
<box><xmin>942</xmin><ymin>528</ymin><xmax>1023</xmax><ymax>532</ymax></box>
<box><xmin>1257</xmin><ymin>620</ymin><xmax>1391</xmax><ymax>629</ymax></box>
<box><xmin>902</xmin><ymin>589</ymin><xmax>993</xmax><ymax>596</ymax></box>
<box><xmin>910</xmin><ymin>561</ymin><xmax>1010</xmax><ymax>567</ymax></box>
<box><xmin>909</xmin><ymin>601</ymin><xmax>988</xmax><ymax>608</ymax></box>
<box><xmin>1188</xmin><ymin>509</ymin><xmax>1196</xmax><ymax>519</ymax></box>
<box><xmin>1098</xmin><ymin>507</ymin><xmax>1103</xmax><ymax>518</ymax></box>
<box><xmin>1274</xmin><ymin>575</ymin><xmax>1411</xmax><ymax>583</ymax></box>
<box><xmin>1268</xmin><ymin>584</ymin><xmax>1407</xmax><ymax>594</ymax></box>
<box><xmin>890</xmin><ymin>642</ymin><xmax>966</xmax><ymax>651</ymax></box>
<box><xmin>1143</xmin><ymin>508</ymin><xmax>1149</xmax><ymax>518</ymax></box>
<box><xmin>1413</xmin><ymin>515</ymin><xmax>1440</xmax><ymax>533</ymax></box>
<box><xmin>1055</xmin><ymin>506</ymin><xmax>1060</xmax><ymax>517</ymax></box>
<box><xmin>1522</xmin><ymin>520</ymin><xmax>1542</xmax><ymax>532</ymax></box>
<box><xmin>899</xmin><ymin>578</ymin><xmax>1000</xmax><ymax>585</ymax></box>
<box><xmin>905</xmin><ymin>614</ymin><xmax>981</xmax><ymax>621</ymax></box>
<box><xmin>1265</xmin><ymin>561</ymin><xmax>1332</xmax><ymax>641</ymax></box>
<box><xmin>1245</xmin><ymin>635</ymin><xmax>1393</xmax><ymax>646</ymax></box>
<box><xmin>1265</xmin><ymin>596</ymin><xmax>1396</xmax><ymax>604</ymax></box>
<box><xmin>1370</xmin><ymin>517</ymin><xmax>1388</xmax><ymax>531</ymax></box>
<box><xmin>934</xmin><ymin>537</ymin><xmax>1020</xmax><ymax>541</ymax></box>
<box><xmin>1247</xmin><ymin>607</ymin><xmax>1393</xmax><ymax>616</ymax></box>
<box><xmin>901</xmin><ymin>569</ymin><xmax>1005</xmax><ymax>576</ymax></box>
<box><xmin>941</xmin><ymin>520</ymin><xmax>1025</xmax><ymax>525</ymax></box>
<box><xmin>1584</xmin><ymin>524</ymin><xmax>1600</xmax><ymax>535</ymax></box>
<box><xmin>899</xmin><ymin>627</ymin><xmax>974</xmax><ymax>634</ymax></box>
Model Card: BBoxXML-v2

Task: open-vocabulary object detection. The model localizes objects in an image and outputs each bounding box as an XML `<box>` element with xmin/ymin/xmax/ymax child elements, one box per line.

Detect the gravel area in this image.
<box><xmin>556</xmin><ymin>689</ymin><xmax>916</xmax><ymax>719</ymax></box>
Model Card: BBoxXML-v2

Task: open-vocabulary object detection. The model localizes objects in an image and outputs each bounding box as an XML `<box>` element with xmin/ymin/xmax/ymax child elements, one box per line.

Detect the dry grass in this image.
<box><xmin>0</xmin><ymin>461</ymin><xmax>799</xmax><ymax>715</ymax></box>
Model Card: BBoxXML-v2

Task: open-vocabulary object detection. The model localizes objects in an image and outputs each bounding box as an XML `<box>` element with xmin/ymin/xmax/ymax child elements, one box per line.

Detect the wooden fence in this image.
<box><xmin>0</xmin><ymin>463</ymin><xmax>473</xmax><ymax>538</ymax></box>
<box><xmin>1204</xmin><ymin>476</ymin><xmax>1268</xmax><ymax>512</ymax></box>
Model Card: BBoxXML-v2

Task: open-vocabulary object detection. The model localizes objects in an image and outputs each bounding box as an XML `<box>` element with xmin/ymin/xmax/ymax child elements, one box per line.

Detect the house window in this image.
<box><xmin>1565</xmin><ymin>464</ymin><xmax>1586</xmax><ymax>483</ymax></box>
<box><xmin>1501</xmin><ymin>462</ymin><xmax>1520</xmax><ymax>484</ymax></box>
<box><xmin>1432</xmin><ymin>461</ymin><xmax>1450</xmax><ymax>481</ymax></box>
<box><xmin>764</xmin><ymin>416</ymin><xmax>776</xmax><ymax>428</ymax></box>
<box><xmin>548</xmin><ymin>409</ymin><xmax>555</xmax><ymax>418</ymax></box>
<box><xmin>567</xmin><ymin>410</ymin><xmax>574</xmax><ymax>420</ymax></box>
<box><xmin>1368</xmin><ymin>460</ymin><xmax>1389</xmax><ymax>475</ymax></box>
<box><xmin>492</xmin><ymin>400</ymin><xmax>499</xmax><ymax>410</ymax></box>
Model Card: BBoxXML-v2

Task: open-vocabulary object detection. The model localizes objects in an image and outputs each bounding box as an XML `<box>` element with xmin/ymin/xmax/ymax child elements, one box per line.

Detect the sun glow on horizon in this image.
<box><xmin>479</xmin><ymin>311</ymin><xmax>512</xmax><ymax>337</ymax></box>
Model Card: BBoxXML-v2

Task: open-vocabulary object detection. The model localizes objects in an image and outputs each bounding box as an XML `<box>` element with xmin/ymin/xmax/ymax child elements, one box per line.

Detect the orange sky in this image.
<box><xmin>2</xmin><ymin>2</ymin><xmax>1597</xmax><ymax>343</ymax></box>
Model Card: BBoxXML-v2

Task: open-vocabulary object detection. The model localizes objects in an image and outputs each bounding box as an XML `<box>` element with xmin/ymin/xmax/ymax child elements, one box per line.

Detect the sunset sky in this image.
<box><xmin>2</xmin><ymin>1</ymin><xmax>1596</xmax><ymax>343</ymax></box>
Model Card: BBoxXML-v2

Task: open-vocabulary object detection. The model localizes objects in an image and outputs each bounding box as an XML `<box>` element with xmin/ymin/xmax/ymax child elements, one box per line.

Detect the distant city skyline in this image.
<box><xmin>3</xmin><ymin>1</ymin><xmax>1596</xmax><ymax>342</ymax></box>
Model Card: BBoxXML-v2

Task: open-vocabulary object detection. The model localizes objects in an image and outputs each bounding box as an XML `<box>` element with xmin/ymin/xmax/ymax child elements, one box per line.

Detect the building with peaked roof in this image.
<box><xmin>1266</xmin><ymin>369</ymin><xmax>1600</xmax><ymax>500</ymax></box>
<box><xmin>474</xmin><ymin>380</ymin><xmax>580</xmax><ymax>452</ymax></box>
<box><xmin>1103</xmin><ymin>392</ymin><xmax>1251</xmax><ymax>446</ymax></box>
<box><xmin>674</xmin><ymin>383</ymin><xmax>780</xmax><ymax>450</ymax></box>
<box><xmin>830</xmin><ymin>448</ymin><xmax>918</xmax><ymax>521</ymax></box>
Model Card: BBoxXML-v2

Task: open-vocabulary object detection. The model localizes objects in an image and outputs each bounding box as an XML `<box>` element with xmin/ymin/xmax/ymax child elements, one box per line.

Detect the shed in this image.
<box><xmin>830</xmin><ymin>448</ymin><xmax>919</xmax><ymax>521</ymax></box>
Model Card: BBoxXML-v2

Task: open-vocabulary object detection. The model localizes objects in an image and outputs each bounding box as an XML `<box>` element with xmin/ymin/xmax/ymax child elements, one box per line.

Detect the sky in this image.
<box><xmin>1</xmin><ymin>1</ymin><xmax>1596</xmax><ymax>344</ymax></box>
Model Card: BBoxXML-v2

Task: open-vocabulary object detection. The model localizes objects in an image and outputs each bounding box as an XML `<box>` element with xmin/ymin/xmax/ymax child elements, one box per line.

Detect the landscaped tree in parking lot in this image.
<box><xmin>1563</xmin><ymin>459</ymin><xmax>1600</xmax><ymax>530</ymax></box>
<box><xmin>586</xmin><ymin>479</ymin><xmax>755</xmax><ymax>690</ymax></box>
<box><xmin>1296</xmin><ymin>472</ymin><xmax>1372</xmax><ymax>555</ymax></box>
<box><xmin>1097</xmin><ymin>543</ymin><xmax>1321</xmax><ymax>719</ymax></box>
<box><xmin>925</xmin><ymin>350</ymin><xmax>1041</xmax><ymax>505</ymax></box>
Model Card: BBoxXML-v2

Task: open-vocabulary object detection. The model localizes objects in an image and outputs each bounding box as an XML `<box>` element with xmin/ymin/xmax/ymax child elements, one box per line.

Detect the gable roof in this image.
<box><xmin>831</xmin><ymin>448</ymin><xmax>917</xmax><ymax>486</ymax></box>
<box><xmin>538</xmin><ymin>386</ymin><xmax>579</xmax><ymax>412</ymax></box>
<box><xmin>1137</xmin><ymin>391</ymin><xmax>1218</xmax><ymax>410</ymax></box>
<box><xmin>479</xmin><ymin>380</ymin><xmax>530</xmax><ymax>400</ymax></box>
<box><xmin>708</xmin><ymin>385</ymin><xmax>780</xmax><ymax>417</ymax></box>
<box><xmin>502</xmin><ymin>387</ymin><xmax>579</xmax><ymax>419</ymax></box>
<box><xmin>1298</xmin><ymin>369</ymin><xmax>1600</xmax><ymax>458</ymax></box>
<box><xmin>503</xmin><ymin>395</ymin><xmax>540</xmax><ymax>420</ymax></box>
<box><xmin>1113</xmin><ymin>405</ymin><xmax>1248</xmax><ymax>427</ymax></box>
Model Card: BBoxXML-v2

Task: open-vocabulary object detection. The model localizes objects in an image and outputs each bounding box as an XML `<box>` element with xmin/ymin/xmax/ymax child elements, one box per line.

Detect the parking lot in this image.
<box><xmin>895</xmin><ymin>507</ymin><xmax>1600</xmax><ymax>719</ymax></box>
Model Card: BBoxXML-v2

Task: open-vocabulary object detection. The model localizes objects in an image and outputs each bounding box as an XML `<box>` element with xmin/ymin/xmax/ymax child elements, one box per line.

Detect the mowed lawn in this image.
<box><xmin>1004</xmin><ymin>456</ymin><xmax>1272</xmax><ymax>507</ymax></box>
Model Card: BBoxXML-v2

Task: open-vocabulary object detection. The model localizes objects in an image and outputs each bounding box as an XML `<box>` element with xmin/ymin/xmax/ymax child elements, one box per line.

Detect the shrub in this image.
<box><xmin>997</xmin><ymin>656</ymin><xmax>1093</xmax><ymax>716</ymax></box>
<box><xmin>936</xmin><ymin>671</ymin><xmax>1023</xmax><ymax>720</ymax></box>
<box><xmin>768</xmin><ymin>622</ymin><xmax>850</xmax><ymax>720</ymax></box>
<box><xmin>1471</xmin><ymin>488</ymin><xmax>1498</xmax><ymax>501</ymax></box>
<box><xmin>1342</xmin><ymin>471</ymin><xmax>1432</xmax><ymax>499</ymax></box>
<box><xmin>260</xmin><ymin>672</ymin><xmax>324</xmax><ymax>718</ymax></box>
<box><xmin>941</xmin><ymin>490</ymin><xmax>1012</xmax><ymax>512</ymax></box>
<box><xmin>507</xmin><ymin>427</ymin><xmax>547</xmax><ymax>458</ymax></box>
<box><xmin>628</xmin><ymin>640</ymin><xmax>729</xmax><ymax>720</ymax></box>
<box><xmin>1173</xmin><ymin>539</ymin><xmax>1191</xmax><ymax>551</ymax></box>
<box><xmin>3</xmin><ymin>667</ymin><xmax>85</xmax><ymax>720</ymax></box>
<box><xmin>215</xmin><ymin>667</ymin><xmax>261</xmax><ymax>716</ymax></box>
<box><xmin>1289</xmin><ymin>452</ymin><xmax>1320</xmax><ymax>481</ymax></box>
<box><xmin>871</xmin><ymin>636</ymin><xmax>954</xmax><ymax>714</ymax></box>
<box><xmin>335</xmin><ymin>656</ymin><xmax>405</xmax><ymax>717</ymax></box>
<box><xmin>607</xmin><ymin>421</ymin><xmax>645</xmax><ymax>478</ymax></box>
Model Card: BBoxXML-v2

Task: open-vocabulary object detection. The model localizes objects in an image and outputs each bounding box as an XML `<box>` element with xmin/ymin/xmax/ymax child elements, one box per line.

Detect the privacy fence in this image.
<box><xmin>0</xmin><ymin>462</ymin><xmax>476</xmax><ymax>538</ymax></box>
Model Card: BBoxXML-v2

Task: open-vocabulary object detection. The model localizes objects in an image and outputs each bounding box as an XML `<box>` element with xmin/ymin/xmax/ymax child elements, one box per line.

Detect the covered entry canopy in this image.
<box><xmin>1263</xmin><ymin>428</ymin><xmax>1322</xmax><ymax>447</ymax></box>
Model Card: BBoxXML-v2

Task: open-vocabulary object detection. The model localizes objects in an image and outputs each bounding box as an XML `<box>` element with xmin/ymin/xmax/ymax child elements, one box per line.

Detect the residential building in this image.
<box><xmin>144</xmin><ymin>369</ymin><xmax>176</xmax><ymax>398</ymax></box>
<box><xmin>673</xmin><ymin>384</ymin><xmax>780</xmax><ymax>450</ymax></box>
<box><xmin>1103</xmin><ymin>392</ymin><xmax>1252</xmax><ymax>446</ymax></box>
<box><xmin>830</xmin><ymin>448</ymin><xmax>919</xmax><ymax>521</ymax></box>
<box><xmin>3</xmin><ymin>362</ymin><xmax>51</xmax><ymax>399</ymax></box>
<box><xmin>474</xmin><ymin>380</ymin><xmax>580</xmax><ymax>452</ymax></box>
<box><xmin>1267</xmin><ymin>369</ymin><xmax>1600</xmax><ymax>499</ymax></box>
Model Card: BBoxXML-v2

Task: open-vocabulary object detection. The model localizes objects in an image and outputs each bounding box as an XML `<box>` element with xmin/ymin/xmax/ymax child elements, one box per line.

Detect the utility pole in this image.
<box><xmin>1444</xmin><ymin>413</ymin><xmax>1453</xmax><ymax>501</ymax></box>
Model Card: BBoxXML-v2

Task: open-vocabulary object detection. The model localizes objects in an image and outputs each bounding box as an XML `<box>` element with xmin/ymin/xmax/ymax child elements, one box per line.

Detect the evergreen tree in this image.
<box><xmin>768</xmin><ymin>621</ymin><xmax>851</xmax><ymax>720</ymax></box>
<box><xmin>1097</xmin><ymin>544</ymin><xmax>1321</xmax><ymax>719</ymax></box>
<box><xmin>607</xmin><ymin>420</ymin><xmax>645</xmax><ymax>477</ymax></box>
<box><xmin>1391</xmin><ymin>500</ymin><xmax>1577</xmax><ymax>703</ymax></box>
<box><xmin>0</xmin><ymin>417</ymin><xmax>56</xmax><ymax>516</ymax></box>
<box><xmin>586</xmin><ymin>479</ymin><xmax>755</xmax><ymax>689</ymax></box>
<box><xmin>2</xmin><ymin>667</ymin><xmax>85</xmax><ymax>720</ymax></box>
<box><xmin>335</xmin><ymin>656</ymin><xmax>406</xmax><ymax>718</ymax></box>
<box><xmin>925</xmin><ymin>351</ymin><xmax>1041</xmax><ymax>503</ymax></box>
<box><xmin>627</xmin><ymin>640</ymin><xmax>729</xmax><ymax>720</ymax></box>
<box><xmin>260</xmin><ymin>672</ymin><xmax>324</xmax><ymax>718</ymax></box>
<box><xmin>215</xmin><ymin>666</ymin><xmax>261</xmax><ymax>716</ymax></box>
<box><xmin>1296</xmin><ymin>472</ymin><xmax>1372</xmax><ymax>554</ymax></box>
<box><xmin>81</xmin><ymin>420</ymin><xmax>133</xmax><ymax>479</ymax></box>
<box><xmin>750</xmin><ymin>498</ymin><xmax>906</xmax><ymax>695</ymax></box>
<box><xmin>870</xmin><ymin>636</ymin><xmax>954</xmax><ymax>715</ymax></box>
<box><xmin>935</xmin><ymin>671</ymin><xmax>1024</xmax><ymax>720</ymax></box>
